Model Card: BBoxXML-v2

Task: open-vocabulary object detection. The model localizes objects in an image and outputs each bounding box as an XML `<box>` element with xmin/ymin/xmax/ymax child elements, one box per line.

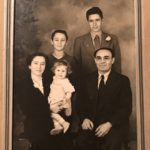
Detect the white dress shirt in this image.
<box><xmin>98</xmin><ymin>70</ymin><xmax>111</xmax><ymax>88</ymax></box>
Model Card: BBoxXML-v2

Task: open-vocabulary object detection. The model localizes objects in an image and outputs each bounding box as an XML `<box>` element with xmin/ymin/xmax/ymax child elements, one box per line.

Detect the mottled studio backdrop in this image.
<box><xmin>13</xmin><ymin>0</ymin><xmax>137</xmax><ymax>147</ymax></box>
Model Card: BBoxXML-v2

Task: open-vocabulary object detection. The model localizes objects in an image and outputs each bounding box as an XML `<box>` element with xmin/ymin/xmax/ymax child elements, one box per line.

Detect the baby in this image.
<box><xmin>48</xmin><ymin>60</ymin><xmax>75</xmax><ymax>135</ymax></box>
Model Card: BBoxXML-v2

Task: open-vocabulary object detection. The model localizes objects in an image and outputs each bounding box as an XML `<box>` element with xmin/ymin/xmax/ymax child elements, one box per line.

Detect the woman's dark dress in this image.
<box><xmin>18</xmin><ymin>76</ymin><xmax>54</xmax><ymax>150</ymax></box>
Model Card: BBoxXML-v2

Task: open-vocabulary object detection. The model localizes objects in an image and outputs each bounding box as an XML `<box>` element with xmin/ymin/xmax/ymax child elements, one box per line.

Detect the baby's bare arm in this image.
<box><xmin>65</xmin><ymin>92</ymin><xmax>72</xmax><ymax>100</ymax></box>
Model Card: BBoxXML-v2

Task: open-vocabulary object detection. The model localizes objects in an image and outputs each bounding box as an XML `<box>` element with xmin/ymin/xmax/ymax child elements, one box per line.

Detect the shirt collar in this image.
<box><xmin>31</xmin><ymin>74</ymin><xmax>42</xmax><ymax>82</ymax></box>
<box><xmin>31</xmin><ymin>75</ymin><xmax>44</xmax><ymax>94</ymax></box>
<box><xmin>52</xmin><ymin>52</ymin><xmax>67</xmax><ymax>60</ymax></box>
<box><xmin>98</xmin><ymin>70</ymin><xmax>111</xmax><ymax>82</ymax></box>
<box><xmin>90</xmin><ymin>31</ymin><xmax>102</xmax><ymax>40</ymax></box>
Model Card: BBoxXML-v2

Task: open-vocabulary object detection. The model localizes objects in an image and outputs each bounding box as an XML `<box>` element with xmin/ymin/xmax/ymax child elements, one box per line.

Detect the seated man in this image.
<box><xmin>76</xmin><ymin>48</ymin><xmax>132</xmax><ymax>150</ymax></box>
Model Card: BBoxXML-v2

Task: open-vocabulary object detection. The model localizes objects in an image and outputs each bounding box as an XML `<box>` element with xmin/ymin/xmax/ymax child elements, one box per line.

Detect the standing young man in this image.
<box><xmin>73</xmin><ymin>7</ymin><xmax>121</xmax><ymax>76</ymax></box>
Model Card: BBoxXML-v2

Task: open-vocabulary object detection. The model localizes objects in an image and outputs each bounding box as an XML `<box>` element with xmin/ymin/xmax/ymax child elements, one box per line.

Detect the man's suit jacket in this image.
<box><xmin>18</xmin><ymin>75</ymin><xmax>53</xmax><ymax>142</ymax></box>
<box><xmin>73</xmin><ymin>31</ymin><xmax>121</xmax><ymax>75</ymax></box>
<box><xmin>78</xmin><ymin>70</ymin><xmax>132</xmax><ymax>128</ymax></box>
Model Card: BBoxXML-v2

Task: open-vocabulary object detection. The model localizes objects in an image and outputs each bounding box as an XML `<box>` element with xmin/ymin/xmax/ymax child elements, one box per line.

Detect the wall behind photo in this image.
<box><xmin>14</xmin><ymin>0</ymin><xmax>136</xmax><ymax>142</ymax></box>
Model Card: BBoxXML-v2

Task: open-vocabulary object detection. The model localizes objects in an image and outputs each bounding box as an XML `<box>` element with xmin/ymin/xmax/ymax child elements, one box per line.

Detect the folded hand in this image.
<box><xmin>82</xmin><ymin>118</ymin><xmax>94</xmax><ymax>130</ymax></box>
<box><xmin>95</xmin><ymin>122</ymin><xmax>112</xmax><ymax>137</ymax></box>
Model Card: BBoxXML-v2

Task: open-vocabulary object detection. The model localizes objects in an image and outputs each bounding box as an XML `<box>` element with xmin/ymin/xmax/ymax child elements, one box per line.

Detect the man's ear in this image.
<box><xmin>50</xmin><ymin>40</ymin><xmax>53</xmax><ymax>45</ymax></box>
<box><xmin>65</xmin><ymin>41</ymin><xmax>68</xmax><ymax>45</ymax></box>
<box><xmin>112</xmin><ymin>58</ymin><xmax>115</xmax><ymax>64</ymax></box>
<box><xmin>94</xmin><ymin>58</ymin><xmax>97</xmax><ymax>64</ymax></box>
<box><xmin>28</xmin><ymin>66</ymin><xmax>31</xmax><ymax>70</ymax></box>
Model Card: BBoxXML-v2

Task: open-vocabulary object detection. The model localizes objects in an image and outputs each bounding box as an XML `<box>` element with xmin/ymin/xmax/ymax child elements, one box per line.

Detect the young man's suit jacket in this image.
<box><xmin>78</xmin><ymin>70</ymin><xmax>132</xmax><ymax>129</ymax></box>
<box><xmin>74</xmin><ymin>32</ymin><xmax>121</xmax><ymax>75</ymax></box>
<box><xmin>18</xmin><ymin>76</ymin><xmax>53</xmax><ymax>142</ymax></box>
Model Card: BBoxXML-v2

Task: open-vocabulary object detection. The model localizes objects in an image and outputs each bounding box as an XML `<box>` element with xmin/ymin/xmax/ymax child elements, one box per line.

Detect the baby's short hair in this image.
<box><xmin>51</xmin><ymin>60</ymin><xmax>72</xmax><ymax>75</ymax></box>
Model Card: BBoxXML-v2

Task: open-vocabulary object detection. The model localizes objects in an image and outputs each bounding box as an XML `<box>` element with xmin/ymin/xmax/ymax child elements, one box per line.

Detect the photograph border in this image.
<box><xmin>2</xmin><ymin>0</ymin><xmax>146</xmax><ymax>150</ymax></box>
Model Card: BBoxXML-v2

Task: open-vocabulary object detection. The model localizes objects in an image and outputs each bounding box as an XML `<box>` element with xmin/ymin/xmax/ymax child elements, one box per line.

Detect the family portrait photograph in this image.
<box><xmin>1</xmin><ymin>0</ymin><xmax>148</xmax><ymax>150</ymax></box>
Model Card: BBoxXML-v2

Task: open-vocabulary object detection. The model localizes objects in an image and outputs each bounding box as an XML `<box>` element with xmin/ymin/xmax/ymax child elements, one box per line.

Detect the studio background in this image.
<box><xmin>13</xmin><ymin>0</ymin><xmax>137</xmax><ymax>149</ymax></box>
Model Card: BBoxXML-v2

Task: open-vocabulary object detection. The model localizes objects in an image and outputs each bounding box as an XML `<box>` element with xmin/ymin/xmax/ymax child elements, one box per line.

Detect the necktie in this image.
<box><xmin>95</xmin><ymin>75</ymin><xmax>105</xmax><ymax>125</ymax></box>
<box><xmin>98</xmin><ymin>75</ymin><xmax>105</xmax><ymax>90</ymax></box>
<box><xmin>98</xmin><ymin>75</ymin><xmax>105</xmax><ymax>97</ymax></box>
<box><xmin>94</xmin><ymin>35</ymin><xmax>101</xmax><ymax>50</ymax></box>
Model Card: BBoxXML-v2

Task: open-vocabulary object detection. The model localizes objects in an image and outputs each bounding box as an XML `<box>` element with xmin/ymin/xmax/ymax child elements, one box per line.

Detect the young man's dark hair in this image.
<box><xmin>51</xmin><ymin>29</ymin><xmax>68</xmax><ymax>41</ymax></box>
<box><xmin>86</xmin><ymin>7</ymin><xmax>103</xmax><ymax>20</ymax></box>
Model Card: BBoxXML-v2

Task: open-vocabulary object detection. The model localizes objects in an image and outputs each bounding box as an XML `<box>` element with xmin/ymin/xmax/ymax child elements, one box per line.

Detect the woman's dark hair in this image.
<box><xmin>51</xmin><ymin>30</ymin><xmax>68</xmax><ymax>41</ymax></box>
<box><xmin>51</xmin><ymin>60</ymin><xmax>72</xmax><ymax>76</ymax></box>
<box><xmin>86</xmin><ymin>7</ymin><xmax>103</xmax><ymax>20</ymax></box>
<box><xmin>26</xmin><ymin>52</ymin><xmax>50</xmax><ymax>77</ymax></box>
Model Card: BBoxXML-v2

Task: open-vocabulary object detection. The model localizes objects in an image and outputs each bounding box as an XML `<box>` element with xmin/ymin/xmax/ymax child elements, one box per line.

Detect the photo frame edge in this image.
<box><xmin>1</xmin><ymin>0</ymin><xmax>150</xmax><ymax>150</ymax></box>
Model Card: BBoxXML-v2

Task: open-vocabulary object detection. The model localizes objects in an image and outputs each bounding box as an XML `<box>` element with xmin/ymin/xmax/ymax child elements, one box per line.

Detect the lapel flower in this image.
<box><xmin>105</xmin><ymin>36</ymin><xmax>111</xmax><ymax>41</ymax></box>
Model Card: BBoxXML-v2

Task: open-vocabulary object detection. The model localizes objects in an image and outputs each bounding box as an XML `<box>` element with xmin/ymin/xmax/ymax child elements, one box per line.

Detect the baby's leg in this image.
<box><xmin>52</xmin><ymin>113</ymin><xmax>66</xmax><ymax>124</ymax></box>
<box><xmin>51</xmin><ymin>113</ymin><xmax>70</xmax><ymax>133</ymax></box>
<box><xmin>63</xmin><ymin>99</ymin><xmax>72</xmax><ymax>116</ymax></box>
<box><xmin>53</xmin><ymin>118</ymin><xmax>63</xmax><ymax>129</ymax></box>
<box><xmin>50</xmin><ymin>113</ymin><xmax>63</xmax><ymax>135</ymax></box>
<box><xmin>62</xmin><ymin>121</ymin><xmax>70</xmax><ymax>133</ymax></box>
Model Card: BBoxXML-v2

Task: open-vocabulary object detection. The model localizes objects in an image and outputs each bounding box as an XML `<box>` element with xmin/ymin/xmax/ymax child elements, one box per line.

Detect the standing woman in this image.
<box><xmin>18</xmin><ymin>53</ymin><xmax>54</xmax><ymax>150</ymax></box>
<box><xmin>49</xmin><ymin>29</ymin><xmax>78</xmax><ymax>88</ymax></box>
<box><xmin>48</xmin><ymin>30</ymin><xmax>78</xmax><ymax>150</ymax></box>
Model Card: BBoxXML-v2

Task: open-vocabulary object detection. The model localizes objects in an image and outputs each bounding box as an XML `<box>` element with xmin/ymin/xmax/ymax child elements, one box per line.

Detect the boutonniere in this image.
<box><xmin>105</xmin><ymin>36</ymin><xmax>111</xmax><ymax>42</ymax></box>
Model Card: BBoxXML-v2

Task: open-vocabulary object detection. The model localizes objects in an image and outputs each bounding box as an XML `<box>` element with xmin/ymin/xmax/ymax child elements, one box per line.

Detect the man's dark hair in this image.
<box><xmin>86</xmin><ymin>7</ymin><xmax>103</xmax><ymax>20</ymax></box>
<box><xmin>94</xmin><ymin>48</ymin><xmax>115</xmax><ymax>58</ymax></box>
<box><xmin>51</xmin><ymin>30</ymin><xmax>68</xmax><ymax>41</ymax></box>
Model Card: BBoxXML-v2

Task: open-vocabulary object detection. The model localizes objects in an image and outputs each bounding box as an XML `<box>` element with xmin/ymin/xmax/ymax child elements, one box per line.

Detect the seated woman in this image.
<box><xmin>18</xmin><ymin>52</ymin><xmax>54</xmax><ymax>150</ymax></box>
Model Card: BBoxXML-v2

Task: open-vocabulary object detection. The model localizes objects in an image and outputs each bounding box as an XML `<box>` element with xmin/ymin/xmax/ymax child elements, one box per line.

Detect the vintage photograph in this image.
<box><xmin>4</xmin><ymin>0</ymin><xmax>145</xmax><ymax>150</ymax></box>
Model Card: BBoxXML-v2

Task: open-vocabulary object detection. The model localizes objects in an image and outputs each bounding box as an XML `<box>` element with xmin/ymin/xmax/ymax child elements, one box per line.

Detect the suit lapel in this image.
<box><xmin>83</xmin><ymin>32</ymin><xmax>112</xmax><ymax>60</ymax></box>
<box><xmin>28</xmin><ymin>76</ymin><xmax>47</xmax><ymax>98</ymax></box>
<box><xmin>42</xmin><ymin>77</ymin><xmax>51</xmax><ymax>98</ymax></box>
<box><xmin>84</xmin><ymin>31</ymin><xmax>111</xmax><ymax>50</ymax></box>
<box><xmin>100</xmin><ymin>31</ymin><xmax>111</xmax><ymax>48</ymax></box>
<box><xmin>87</xmin><ymin>71</ymin><xmax>99</xmax><ymax>99</ymax></box>
<box><xmin>101</xmin><ymin>31</ymin><xmax>106</xmax><ymax>47</ymax></box>
<box><xmin>103</xmin><ymin>70</ymin><xmax>118</xmax><ymax>96</ymax></box>
<box><xmin>84</xmin><ymin>33</ymin><xmax>95</xmax><ymax>56</ymax></box>
<box><xmin>106</xmin><ymin>70</ymin><xmax>116</xmax><ymax>84</ymax></box>
<box><xmin>92</xmin><ymin>71</ymin><xmax>99</xmax><ymax>90</ymax></box>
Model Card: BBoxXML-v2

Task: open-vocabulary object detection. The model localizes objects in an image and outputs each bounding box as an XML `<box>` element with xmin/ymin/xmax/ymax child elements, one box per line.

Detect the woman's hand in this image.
<box><xmin>50</xmin><ymin>102</ymin><xmax>63</xmax><ymax>113</ymax></box>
